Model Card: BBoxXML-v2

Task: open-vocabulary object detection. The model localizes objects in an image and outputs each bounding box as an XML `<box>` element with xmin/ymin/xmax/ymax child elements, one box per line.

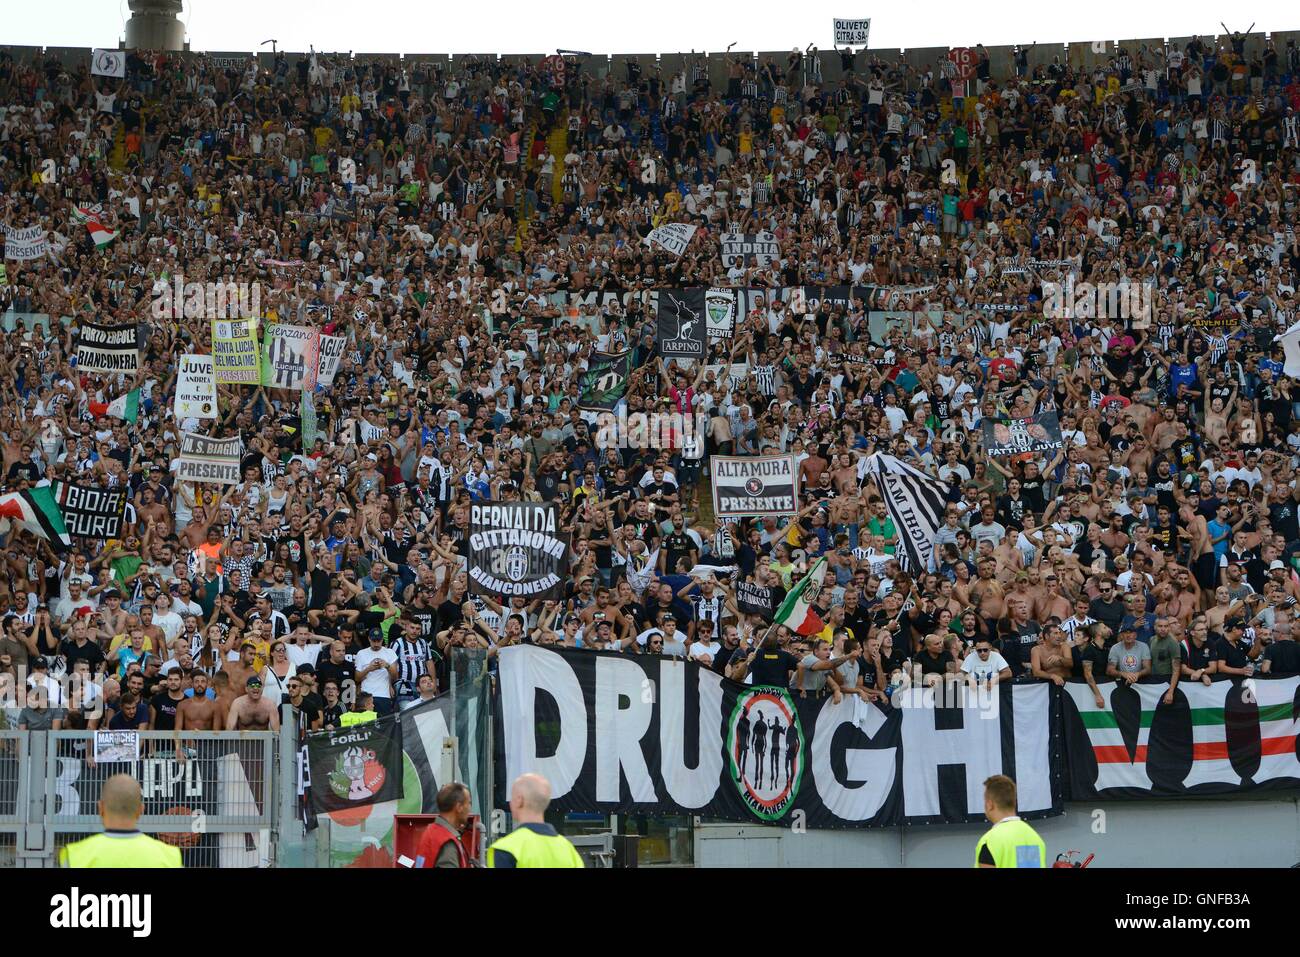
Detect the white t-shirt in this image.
<box><xmin>636</xmin><ymin>627</ymin><xmax>688</xmax><ymax>656</ymax></box>
<box><xmin>354</xmin><ymin>646</ymin><xmax>398</xmax><ymax>698</ymax></box>
<box><xmin>286</xmin><ymin>643</ymin><xmax>323</xmax><ymax>671</ymax></box>
<box><xmin>961</xmin><ymin>649</ymin><xmax>1010</xmax><ymax>682</ymax></box>
<box><xmin>688</xmin><ymin>640</ymin><xmax>722</xmax><ymax>663</ymax></box>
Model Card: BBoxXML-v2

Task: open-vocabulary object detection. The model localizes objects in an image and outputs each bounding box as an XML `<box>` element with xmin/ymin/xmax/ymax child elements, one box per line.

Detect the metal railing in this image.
<box><xmin>5</xmin><ymin>730</ymin><xmax>279</xmax><ymax>868</ymax></box>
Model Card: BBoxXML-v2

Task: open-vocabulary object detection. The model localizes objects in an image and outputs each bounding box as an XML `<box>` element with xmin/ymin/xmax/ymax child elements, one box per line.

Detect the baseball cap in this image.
<box><xmin>31</xmin><ymin>656</ymin><xmax>48</xmax><ymax>669</ymax></box>
<box><xmin>1269</xmin><ymin>560</ymin><xmax>1286</xmax><ymax>570</ymax></box>
<box><xmin>1225</xmin><ymin>619</ymin><xmax>1245</xmax><ymax>632</ymax></box>
<box><xmin>245</xmin><ymin>675</ymin><xmax>263</xmax><ymax>688</ymax></box>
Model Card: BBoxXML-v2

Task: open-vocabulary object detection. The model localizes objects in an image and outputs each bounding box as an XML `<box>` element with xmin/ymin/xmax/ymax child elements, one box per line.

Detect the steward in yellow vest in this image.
<box><xmin>975</xmin><ymin>774</ymin><xmax>1046</xmax><ymax>868</ymax></box>
<box><xmin>61</xmin><ymin>773</ymin><xmax>182</xmax><ymax>868</ymax></box>
<box><xmin>488</xmin><ymin>772</ymin><xmax>583</xmax><ymax>868</ymax></box>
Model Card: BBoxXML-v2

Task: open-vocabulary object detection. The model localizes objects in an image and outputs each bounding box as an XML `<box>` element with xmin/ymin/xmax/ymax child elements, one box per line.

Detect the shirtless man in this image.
<box><xmin>226</xmin><ymin>676</ymin><xmax>280</xmax><ymax>731</ymax></box>
<box><xmin>1034</xmin><ymin>571</ymin><xmax>1074</xmax><ymax>623</ymax></box>
<box><xmin>799</xmin><ymin>445</ymin><xmax>830</xmax><ymax>490</ymax></box>
<box><xmin>970</xmin><ymin>558</ymin><xmax>1007</xmax><ymax>630</ymax></box>
<box><xmin>1179</xmin><ymin>497</ymin><xmax>1217</xmax><ymax>609</ymax></box>
<box><xmin>1030</xmin><ymin>624</ymin><xmax>1074</xmax><ymax>686</ymax></box>
<box><xmin>209</xmin><ymin>671</ymin><xmax>235</xmax><ymax>729</ymax></box>
<box><xmin>175</xmin><ymin>672</ymin><xmax>219</xmax><ymax>730</ymax></box>
<box><xmin>222</xmin><ymin>642</ymin><xmax>258</xmax><ymax>696</ymax></box>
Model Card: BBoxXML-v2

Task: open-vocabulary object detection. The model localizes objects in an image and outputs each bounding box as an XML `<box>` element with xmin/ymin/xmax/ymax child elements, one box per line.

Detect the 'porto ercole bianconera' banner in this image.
<box><xmin>496</xmin><ymin>645</ymin><xmax>1063</xmax><ymax>827</ymax></box>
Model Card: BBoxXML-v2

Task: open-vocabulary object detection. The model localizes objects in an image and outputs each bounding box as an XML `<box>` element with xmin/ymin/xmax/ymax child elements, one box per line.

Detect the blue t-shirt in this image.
<box><xmin>1169</xmin><ymin>362</ymin><xmax>1198</xmax><ymax>396</ymax></box>
<box><xmin>1207</xmin><ymin>519</ymin><xmax>1231</xmax><ymax>557</ymax></box>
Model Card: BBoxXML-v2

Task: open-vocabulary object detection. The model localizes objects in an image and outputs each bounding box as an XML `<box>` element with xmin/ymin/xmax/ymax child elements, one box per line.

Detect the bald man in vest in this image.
<box><xmin>415</xmin><ymin>782</ymin><xmax>474</xmax><ymax>868</ymax></box>
<box><xmin>487</xmin><ymin>773</ymin><xmax>583</xmax><ymax>868</ymax></box>
<box><xmin>61</xmin><ymin>773</ymin><xmax>182</xmax><ymax>868</ymax></box>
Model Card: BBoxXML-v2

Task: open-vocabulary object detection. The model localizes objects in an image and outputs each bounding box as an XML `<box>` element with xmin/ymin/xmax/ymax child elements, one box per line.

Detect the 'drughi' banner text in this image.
<box><xmin>496</xmin><ymin>645</ymin><xmax>1062</xmax><ymax>828</ymax></box>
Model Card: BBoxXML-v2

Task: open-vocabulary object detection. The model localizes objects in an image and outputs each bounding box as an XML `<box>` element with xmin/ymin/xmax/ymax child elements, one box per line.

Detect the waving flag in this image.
<box><xmin>0</xmin><ymin>487</ymin><xmax>72</xmax><ymax>549</ymax></box>
<box><xmin>862</xmin><ymin>453</ymin><xmax>949</xmax><ymax>573</ymax></box>
<box><xmin>71</xmin><ymin>205</ymin><xmax>117</xmax><ymax>248</ymax></box>
<box><xmin>771</xmin><ymin>557</ymin><xmax>829</xmax><ymax>636</ymax></box>
<box><xmin>88</xmin><ymin>388</ymin><xmax>140</xmax><ymax>423</ymax></box>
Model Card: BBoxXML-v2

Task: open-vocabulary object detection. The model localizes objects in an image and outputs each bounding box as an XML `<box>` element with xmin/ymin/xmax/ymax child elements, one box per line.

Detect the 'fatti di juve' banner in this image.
<box><xmin>469</xmin><ymin>503</ymin><xmax>569</xmax><ymax>601</ymax></box>
<box><xmin>75</xmin><ymin>321</ymin><xmax>142</xmax><ymax>374</ymax></box>
<box><xmin>711</xmin><ymin>454</ymin><xmax>799</xmax><ymax>518</ymax></box>
<box><xmin>53</xmin><ymin>482</ymin><xmax>127</xmax><ymax>538</ymax></box>
<box><xmin>1063</xmin><ymin>678</ymin><xmax>1300</xmax><ymax>799</ymax></box>
<box><xmin>982</xmin><ymin>412</ymin><xmax>1065</xmax><ymax>458</ymax></box>
<box><xmin>497</xmin><ymin>645</ymin><xmax>1062</xmax><ymax>827</ymax></box>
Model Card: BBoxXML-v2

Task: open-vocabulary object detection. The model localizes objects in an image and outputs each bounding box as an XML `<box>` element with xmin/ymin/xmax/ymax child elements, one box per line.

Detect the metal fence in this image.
<box><xmin>6</xmin><ymin>730</ymin><xmax>279</xmax><ymax>868</ymax></box>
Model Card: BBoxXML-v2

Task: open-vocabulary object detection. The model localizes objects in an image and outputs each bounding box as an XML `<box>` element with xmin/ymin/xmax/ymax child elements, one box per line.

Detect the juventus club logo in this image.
<box><xmin>745</xmin><ymin>478</ymin><xmax>764</xmax><ymax>496</ymax></box>
<box><xmin>726</xmin><ymin>688</ymin><xmax>804</xmax><ymax>821</ymax></box>
<box><xmin>504</xmin><ymin>545</ymin><xmax>530</xmax><ymax>583</ymax></box>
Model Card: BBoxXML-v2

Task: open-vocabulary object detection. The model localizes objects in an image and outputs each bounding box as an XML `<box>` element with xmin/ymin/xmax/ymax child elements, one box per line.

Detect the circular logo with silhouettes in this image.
<box><xmin>725</xmin><ymin>687</ymin><xmax>804</xmax><ymax>821</ymax></box>
<box><xmin>745</xmin><ymin>477</ymin><xmax>764</xmax><ymax>496</ymax></box>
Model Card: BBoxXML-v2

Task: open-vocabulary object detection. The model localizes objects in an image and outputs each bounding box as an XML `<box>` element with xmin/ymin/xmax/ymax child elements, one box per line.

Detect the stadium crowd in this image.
<box><xmin>3</xmin><ymin>30</ymin><xmax>1300</xmax><ymax>739</ymax></box>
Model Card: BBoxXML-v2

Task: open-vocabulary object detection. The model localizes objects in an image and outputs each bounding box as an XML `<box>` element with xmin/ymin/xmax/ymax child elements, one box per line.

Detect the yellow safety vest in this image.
<box><xmin>487</xmin><ymin>825</ymin><xmax>584</xmax><ymax>869</ymax></box>
<box><xmin>60</xmin><ymin>831</ymin><xmax>183</xmax><ymax>868</ymax></box>
<box><xmin>339</xmin><ymin>710</ymin><xmax>377</xmax><ymax>727</ymax></box>
<box><xmin>974</xmin><ymin>816</ymin><xmax>1046</xmax><ymax>868</ymax></box>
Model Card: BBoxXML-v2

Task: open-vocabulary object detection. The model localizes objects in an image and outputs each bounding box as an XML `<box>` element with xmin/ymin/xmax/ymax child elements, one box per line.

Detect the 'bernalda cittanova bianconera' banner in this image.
<box><xmin>469</xmin><ymin>503</ymin><xmax>569</xmax><ymax>601</ymax></box>
<box><xmin>711</xmin><ymin>454</ymin><xmax>799</xmax><ymax>518</ymax></box>
<box><xmin>496</xmin><ymin>644</ymin><xmax>1063</xmax><ymax>828</ymax></box>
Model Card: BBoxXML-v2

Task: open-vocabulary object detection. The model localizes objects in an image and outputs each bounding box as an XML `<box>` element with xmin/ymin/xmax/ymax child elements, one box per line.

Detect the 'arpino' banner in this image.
<box><xmin>496</xmin><ymin>645</ymin><xmax>1062</xmax><ymax>828</ymax></box>
<box><xmin>1063</xmin><ymin>677</ymin><xmax>1300</xmax><ymax>799</ymax></box>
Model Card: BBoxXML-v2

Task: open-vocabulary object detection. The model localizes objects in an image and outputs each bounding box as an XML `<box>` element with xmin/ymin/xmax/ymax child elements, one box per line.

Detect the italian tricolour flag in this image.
<box><xmin>0</xmin><ymin>487</ymin><xmax>72</xmax><ymax>549</ymax></box>
<box><xmin>771</xmin><ymin>557</ymin><xmax>828</xmax><ymax>636</ymax></box>
<box><xmin>72</xmin><ymin>204</ymin><xmax>116</xmax><ymax>248</ymax></box>
<box><xmin>88</xmin><ymin>388</ymin><xmax>139</xmax><ymax>423</ymax></box>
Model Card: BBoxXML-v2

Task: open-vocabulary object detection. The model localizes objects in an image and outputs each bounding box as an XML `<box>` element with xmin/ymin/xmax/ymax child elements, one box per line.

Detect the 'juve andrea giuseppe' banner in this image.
<box><xmin>711</xmin><ymin>454</ymin><xmax>799</xmax><ymax>518</ymax></box>
<box><xmin>468</xmin><ymin>503</ymin><xmax>569</xmax><ymax>600</ymax></box>
<box><xmin>52</xmin><ymin>482</ymin><xmax>127</xmax><ymax>538</ymax></box>
<box><xmin>75</xmin><ymin>321</ymin><xmax>142</xmax><ymax>374</ymax></box>
<box><xmin>1063</xmin><ymin>677</ymin><xmax>1300</xmax><ymax>799</ymax></box>
<box><xmin>496</xmin><ymin>645</ymin><xmax>1062</xmax><ymax>827</ymax></box>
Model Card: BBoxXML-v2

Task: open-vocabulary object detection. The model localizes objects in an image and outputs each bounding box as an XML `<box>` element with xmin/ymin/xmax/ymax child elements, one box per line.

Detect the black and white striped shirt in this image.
<box><xmin>390</xmin><ymin>634</ymin><xmax>433</xmax><ymax>696</ymax></box>
<box><xmin>752</xmin><ymin>364</ymin><xmax>776</xmax><ymax>395</ymax></box>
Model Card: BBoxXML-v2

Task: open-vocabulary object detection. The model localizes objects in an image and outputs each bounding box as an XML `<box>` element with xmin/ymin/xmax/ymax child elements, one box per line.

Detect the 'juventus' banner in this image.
<box><xmin>656</xmin><ymin>288</ymin><xmax>708</xmax><ymax>359</ymax></box>
<box><xmin>711</xmin><ymin>454</ymin><xmax>799</xmax><ymax>518</ymax></box>
<box><xmin>644</xmin><ymin>222</ymin><xmax>697</xmax><ymax>257</ymax></box>
<box><xmin>981</xmin><ymin>412</ymin><xmax>1064</xmax><ymax>457</ymax></box>
<box><xmin>863</xmin><ymin>453</ymin><xmax>949</xmax><ymax>573</ymax></box>
<box><xmin>1063</xmin><ymin>677</ymin><xmax>1300</xmax><ymax>800</ymax></box>
<box><xmin>496</xmin><ymin>645</ymin><xmax>1062</xmax><ymax>828</ymax></box>
<box><xmin>579</xmin><ymin>350</ymin><xmax>633</xmax><ymax>411</ymax></box>
<box><xmin>262</xmin><ymin>324</ymin><xmax>319</xmax><ymax>390</ymax></box>
<box><xmin>174</xmin><ymin>354</ymin><xmax>218</xmax><ymax>419</ymax></box>
<box><xmin>75</xmin><ymin>321</ymin><xmax>141</xmax><ymax>374</ymax></box>
<box><xmin>53</xmin><ymin>482</ymin><xmax>127</xmax><ymax>538</ymax></box>
<box><xmin>720</xmin><ymin>231</ymin><xmax>780</xmax><ymax>269</ymax></box>
<box><xmin>177</xmin><ymin>433</ymin><xmax>243</xmax><ymax>485</ymax></box>
<box><xmin>469</xmin><ymin>503</ymin><xmax>570</xmax><ymax>600</ymax></box>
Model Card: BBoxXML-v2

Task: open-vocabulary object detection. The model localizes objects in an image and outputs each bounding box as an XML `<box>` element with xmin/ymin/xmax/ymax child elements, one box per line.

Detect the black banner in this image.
<box><xmin>75</xmin><ymin>320</ymin><xmax>141</xmax><ymax>374</ymax></box>
<box><xmin>655</xmin><ymin>288</ymin><xmax>708</xmax><ymax>359</ymax></box>
<box><xmin>468</xmin><ymin>502</ymin><xmax>569</xmax><ymax>600</ymax></box>
<box><xmin>981</xmin><ymin>412</ymin><xmax>1064</xmax><ymax>457</ymax></box>
<box><xmin>306</xmin><ymin>716</ymin><xmax>404</xmax><ymax>813</ymax></box>
<box><xmin>496</xmin><ymin>645</ymin><xmax>1063</xmax><ymax>828</ymax></box>
<box><xmin>720</xmin><ymin>231</ymin><xmax>780</xmax><ymax>269</ymax></box>
<box><xmin>735</xmin><ymin>581</ymin><xmax>782</xmax><ymax>619</ymax></box>
<box><xmin>579</xmin><ymin>350</ymin><xmax>633</xmax><ymax>411</ymax></box>
<box><xmin>53</xmin><ymin>482</ymin><xmax>127</xmax><ymax>539</ymax></box>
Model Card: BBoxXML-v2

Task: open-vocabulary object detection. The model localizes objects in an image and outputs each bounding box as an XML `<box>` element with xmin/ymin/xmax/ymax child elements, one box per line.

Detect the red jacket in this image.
<box><xmin>416</xmin><ymin>819</ymin><xmax>470</xmax><ymax>869</ymax></box>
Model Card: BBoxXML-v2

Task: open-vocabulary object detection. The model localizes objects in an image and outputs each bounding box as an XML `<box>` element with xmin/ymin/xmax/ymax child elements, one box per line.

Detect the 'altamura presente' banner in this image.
<box><xmin>469</xmin><ymin>503</ymin><xmax>569</xmax><ymax>601</ymax></box>
<box><xmin>711</xmin><ymin>454</ymin><xmax>799</xmax><ymax>518</ymax></box>
<box><xmin>1063</xmin><ymin>677</ymin><xmax>1300</xmax><ymax>800</ymax></box>
<box><xmin>496</xmin><ymin>645</ymin><xmax>1062</xmax><ymax>828</ymax></box>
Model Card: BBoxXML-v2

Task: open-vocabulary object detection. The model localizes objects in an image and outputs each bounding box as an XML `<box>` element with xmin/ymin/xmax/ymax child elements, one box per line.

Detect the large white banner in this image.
<box><xmin>834</xmin><ymin>18</ymin><xmax>871</xmax><ymax>45</ymax></box>
<box><xmin>177</xmin><ymin>433</ymin><xmax>243</xmax><ymax>485</ymax></box>
<box><xmin>91</xmin><ymin>49</ymin><xmax>126</xmax><ymax>78</ymax></box>
<box><xmin>2</xmin><ymin>225</ymin><xmax>49</xmax><ymax>261</ymax></box>
<box><xmin>310</xmin><ymin>334</ymin><xmax>346</xmax><ymax>389</ymax></box>
<box><xmin>263</xmin><ymin>324</ymin><xmax>318</xmax><ymax>391</ymax></box>
<box><xmin>644</xmin><ymin>223</ymin><xmax>697</xmax><ymax>258</ymax></box>
<box><xmin>175</xmin><ymin>354</ymin><xmax>218</xmax><ymax>419</ymax></box>
<box><xmin>720</xmin><ymin>231</ymin><xmax>781</xmax><ymax>270</ymax></box>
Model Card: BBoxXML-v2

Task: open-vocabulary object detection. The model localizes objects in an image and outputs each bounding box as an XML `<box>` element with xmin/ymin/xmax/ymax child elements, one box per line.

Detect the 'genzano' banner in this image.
<box><xmin>53</xmin><ymin>482</ymin><xmax>127</xmax><ymax>539</ymax></box>
<box><xmin>310</xmin><ymin>334</ymin><xmax>346</xmax><ymax>389</ymax></box>
<box><xmin>981</xmin><ymin>412</ymin><xmax>1065</xmax><ymax>457</ymax></box>
<box><xmin>211</xmin><ymin>318</ymin><xmax>261</xmax><ymax>384</ymax></box>
<box><xmin>262</xmin><ymin>324</ymin><xmax>319</xmax><ymax>390</ymax></box>
<box><xmin>833</xmin><ymin>17</ymin><xmax>871</xmax><ymax>45</ymax></box>
<box><xmin>644</xmin><ymin>222</ymin><xmax>697</xmax><ymax>257</ymax></box>
<box><xmin>711</xmin><ymin>454</ymin><xmax>799</xmax><ymax>518</ymax></box>
<box><xmin>2</xmin><ymin>224</ymin><xmax>49</xmax><ymax>261</ymax></box>
<box><xmin>469</xmin><ymin>503</ymin><xmax>569</xmax><ymax>601</ymax></box>
<box><xmin>655</xmin><ymin>288</ymin><xmax>708</xmax><ymax>359</ymax></box>
<box><xmin>1063</xmin><ymin>678</ymin><xmax>1300</xmax><ymax>799</ymax></box>
<box><xmin>174</xmin><ymin>354</ymin><xmax>217</xmax><ymax>419</ymax></box>
<box><xmin>306</xmin><ymin>713</ymin><xmax>404</xmax><ymax>813</ymax></box>
<box><xmin>75</xmin><ymin>321</ymin><xmax>141</xmax><ymax>374</ymax></box>
<box><xmin>720</xmin><ymin>231</ymin><xmax>780</xmax><ymax>270</ymax></box>
<box><xmin>497</xmin><ymin>644</ymin><xmax>1062</xmax><ymax>827</ymax></box>
<box><xmin>704</xmin><ymin>288</ymin><xmax>738</xmax><ymax>342</ymax></box>
<box><xmin>579</xmin><ymin>350</ymin><xmax>632</xmax><ymax>411</ymax></box>
<box><xmin>177</xmin><ymin>433</ymin><xmax>242</xmax><ymax>486</ymax></box>
<box><xmin>91</xmin><ymin>49</ymin><xmax>126</xmax><ymax>78</ymax></box>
